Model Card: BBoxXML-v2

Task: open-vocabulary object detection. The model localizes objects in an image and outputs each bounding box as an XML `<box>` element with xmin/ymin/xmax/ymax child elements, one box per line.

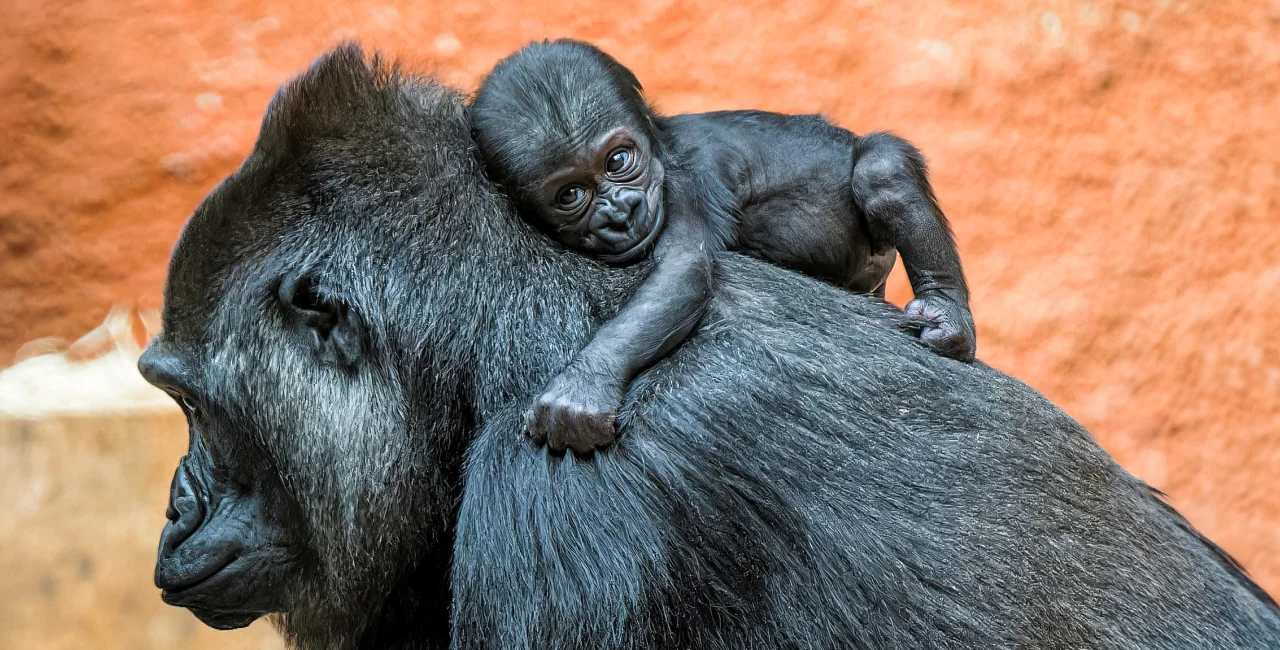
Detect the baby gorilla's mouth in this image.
<box><xmin>596</xmin><ymin>193</ymin><xmax>666</xmax><ymax>266</ymax></box>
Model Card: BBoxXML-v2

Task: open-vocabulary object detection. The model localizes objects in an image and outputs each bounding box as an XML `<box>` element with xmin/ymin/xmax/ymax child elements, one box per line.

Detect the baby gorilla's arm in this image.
<box><xmin>525</xmin><ymin>210</ymin><xmax>715</xmax><ymax>454</ymax></box>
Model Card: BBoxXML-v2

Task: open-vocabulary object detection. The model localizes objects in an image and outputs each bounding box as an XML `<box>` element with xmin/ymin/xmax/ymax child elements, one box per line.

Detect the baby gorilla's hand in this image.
<box><xmin>525</xmin><ymin>366</ymin><xmax>625</xmax><ymax>455</ymax></box>
<box><xmin>904</xmin><ymin>292</ymin><xmax>977</xmax><ymax>362</ymax></box>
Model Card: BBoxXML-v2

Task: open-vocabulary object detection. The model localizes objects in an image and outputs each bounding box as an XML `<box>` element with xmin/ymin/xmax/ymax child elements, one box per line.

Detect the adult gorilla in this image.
<box><xmin>138</xmin><ymin>45</ymin><xmax>1279</xmax><ymax>649</ymax></box>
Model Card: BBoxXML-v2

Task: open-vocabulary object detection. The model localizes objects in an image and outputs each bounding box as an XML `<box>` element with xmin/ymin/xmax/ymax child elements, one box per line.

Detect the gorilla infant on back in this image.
<box><xmin>139</xmin><ymin>45</ymin><xmax>1278</xmax><ymax>650</ymax></box>
<box><xmin>471</xmin><ymin>40</ymin><xmax>976</xmax><ymax>453</ymax></box>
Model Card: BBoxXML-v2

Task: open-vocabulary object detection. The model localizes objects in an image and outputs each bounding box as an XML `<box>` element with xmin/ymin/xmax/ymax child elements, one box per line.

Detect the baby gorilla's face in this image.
<box><xmin>522</xmin><ymin>126</ymin><xmax>665</xmax><ymax>265</ymax></box>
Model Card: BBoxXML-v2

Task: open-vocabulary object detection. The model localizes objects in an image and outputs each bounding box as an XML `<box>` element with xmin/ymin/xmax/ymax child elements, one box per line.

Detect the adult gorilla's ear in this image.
<box><xmin>276</xmin><ymin>272</ymin><xmax>363</xmax><ymax>367</ymax></box>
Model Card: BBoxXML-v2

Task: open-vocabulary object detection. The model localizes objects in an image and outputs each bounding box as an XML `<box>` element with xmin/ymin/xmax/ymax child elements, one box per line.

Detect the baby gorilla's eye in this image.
<box><xmin>606</xmin><ymin>148</ymin><xmax>633</xmax><ymax>174</ymax></box>
<box><xmin>556</xmin><ymin>186</ymin><xmax>587</xmax><ymax>208</ymax></box>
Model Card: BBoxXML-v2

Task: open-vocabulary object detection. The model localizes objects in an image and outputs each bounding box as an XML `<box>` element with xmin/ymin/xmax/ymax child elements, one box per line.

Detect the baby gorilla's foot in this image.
<box><xmin>524</xmin><ymin>368</ymin><xmax>624</xmax><ymax>455</ymax></box>
<box><xmin>904</xmin><ymin>293</ymin><xmax>977</xmax><ymax>362</ymax></box>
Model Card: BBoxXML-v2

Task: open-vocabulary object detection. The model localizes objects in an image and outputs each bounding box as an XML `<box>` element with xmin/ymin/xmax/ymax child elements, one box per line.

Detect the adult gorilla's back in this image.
<box><xmin>141</xmin><ymin>46</ymin><xmax>1279</xmax><ymax>649</ymax></box>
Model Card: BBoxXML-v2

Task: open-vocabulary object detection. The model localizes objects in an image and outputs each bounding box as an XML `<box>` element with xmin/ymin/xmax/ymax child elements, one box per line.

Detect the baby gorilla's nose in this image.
<box><xmin>597</xmin><ymin>205</ymin><xmax>628</xmax><ymax>228</ymax></box>
<box><xmin>596</xmin><ymin>195</ymin><xmax>637</xmax><ymax>229</ymax></box>
<box><xmin>617</xmin><ymin>190</ymin><xmax>643</xmax><ymax>211</ymax></box>
<box><xmin>587</xmin><ymin>188</ymin><xmax>651</xmax><ymax>255</ymax></box>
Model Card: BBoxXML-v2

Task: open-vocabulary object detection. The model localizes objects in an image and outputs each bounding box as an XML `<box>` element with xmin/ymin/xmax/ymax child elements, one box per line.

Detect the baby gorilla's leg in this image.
<box><xmin>851</xmin><ymin>132</ymin><xmax>976</xmax><ymax>362</ymax></box>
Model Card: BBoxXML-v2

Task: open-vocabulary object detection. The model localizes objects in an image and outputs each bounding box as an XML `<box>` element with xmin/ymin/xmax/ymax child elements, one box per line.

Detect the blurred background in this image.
<box><xmin>1</xmin><ymin>0</ymin><xmax>1277</xmax><ymax>647</ymax></box>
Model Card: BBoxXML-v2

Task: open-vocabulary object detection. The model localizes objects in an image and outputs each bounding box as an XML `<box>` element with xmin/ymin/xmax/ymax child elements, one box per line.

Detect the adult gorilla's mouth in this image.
<box><xmin>187</xmin><ymin>606</ymin><xmax>263</xmax><ymax>631</ymax></box>
<box><xmin>597</xmin><ymin>197</ymin><xmax>666</xmax><ymax>266</ymax></box>
<box><xmin>159</xmin><ymin>554</ymin><xmax>269</xmax><ymax>630</ymax></box>
<box><xmin>158</xmin><ymin>552</ymin><xmax>241</xmax><ymax>601</ymax></box>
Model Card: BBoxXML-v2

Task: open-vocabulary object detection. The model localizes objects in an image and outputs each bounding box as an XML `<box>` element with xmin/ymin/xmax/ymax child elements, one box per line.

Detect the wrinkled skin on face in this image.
<box><xmin>521</xmin><ymin>126</ymin><xmax>666</xmax><ymax>265</ymax></box>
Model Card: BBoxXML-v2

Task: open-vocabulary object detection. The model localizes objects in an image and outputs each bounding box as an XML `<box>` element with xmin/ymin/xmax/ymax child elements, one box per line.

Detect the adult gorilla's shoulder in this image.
<box><xmin>144</xmin><ymin>44</ymin><xmax>1280</xmax><ymax>650</ymax></box>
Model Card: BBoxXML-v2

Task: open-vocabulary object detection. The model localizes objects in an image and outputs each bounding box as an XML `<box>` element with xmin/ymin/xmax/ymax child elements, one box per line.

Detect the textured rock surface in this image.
<box><xmin>0</xmin><ymin>0</ymin><xmax>1276</xmax><ymax>646</ymax></box>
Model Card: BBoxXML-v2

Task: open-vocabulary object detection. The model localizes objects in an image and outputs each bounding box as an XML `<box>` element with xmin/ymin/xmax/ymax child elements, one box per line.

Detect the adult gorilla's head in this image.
<box><xmin>137</xmin><ymin>44</ymin><xmax>519</xmax><ymax>644</ymax></box>
<box><xmin>140</xmin><ymin>44</ymin><xmax>1279</xmax><ymax>650</ymax></box>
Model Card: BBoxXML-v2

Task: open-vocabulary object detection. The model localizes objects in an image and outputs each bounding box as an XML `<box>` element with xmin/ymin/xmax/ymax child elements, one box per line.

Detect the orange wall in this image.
<box><xmin>1</xmin><ymin>0</ymin><xmax>1277</xmax><ymax>595</ymax></box>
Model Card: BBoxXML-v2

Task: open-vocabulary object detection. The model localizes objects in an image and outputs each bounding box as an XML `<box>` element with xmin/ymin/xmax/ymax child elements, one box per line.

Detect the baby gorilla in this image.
<box><xmin>472</xmin><ymin>40</ymin><xmax>976</xmax><ymax>453</ymax></box>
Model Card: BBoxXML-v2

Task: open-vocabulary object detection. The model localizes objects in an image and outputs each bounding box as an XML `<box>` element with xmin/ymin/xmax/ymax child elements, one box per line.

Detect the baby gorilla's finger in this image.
<box><xmin>543</xmin><ymin>402</ymin><xmax>577</xmax><ymax>452</ymax></box>
<box><xmin>553</xmin><ymin>401</ymin><xmax>595</xmax><ymax>453</ymax></box>
<box><xmin>904</xmin><ymin>298</ymin><xmax>946</xmax><ymax>323</ymax></box>
<box><xmin>557</xmin><ymin>408</ymin><xmax>616</xmax><ymax>455</ymax></box>
<box><xmin>534</xmin><ymin>401</ymin><xmax>569</xmax><ymax>450</ymax></box>
<box><xmin>577</xmin><ymin>412</ymin><xmax>618</xmax><ymax>454</ymax></box>
<box><xmin>566</xmin><ymin>427</ymin><xmax>601</xmax><ymax>455</ymax></box>
<box><xmin>523</xmin><ymin>407</ymin><xmax>546</xmax><ymax>444</ymax></box>
<box><xmin>525</xmin><ymin>406</ymin><xmax>556</xmax><ymax>445</ymax></box>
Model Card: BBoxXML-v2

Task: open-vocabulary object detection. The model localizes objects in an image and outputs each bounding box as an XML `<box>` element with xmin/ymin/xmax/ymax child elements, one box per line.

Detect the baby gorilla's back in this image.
<box><xmin>659</xmin><ymin>104</ymin><xmax>975</xmax><ymax>361</ymax></box>
<box><xmin>664</xmin><ymin>110</ymin><xmax>891</xmax><ymax>292</ymax></box>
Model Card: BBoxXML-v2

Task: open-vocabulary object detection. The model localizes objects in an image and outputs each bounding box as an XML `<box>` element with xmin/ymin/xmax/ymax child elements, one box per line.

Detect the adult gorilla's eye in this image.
<box><xmin>606</xmin><ymin>148</ymin><xmax>633</xmax><ymax>174</ymax></box>
<box><xmin>180</xmin><ymin>394</ymin><xmax>200</xmax><ymax>417</ymax></box>
<box><xmin>556</xmin><ymin>186</ymin><xmax>587</xmax><ymax>208</ymax></box>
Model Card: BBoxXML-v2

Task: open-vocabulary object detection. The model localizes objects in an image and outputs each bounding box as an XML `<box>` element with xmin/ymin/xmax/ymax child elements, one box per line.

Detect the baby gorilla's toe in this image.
<box><xmin>905</xmin><ymin>295</ymin><xmax>977</xmax><ymax>362</ymax></box>
<box><xmin>920</xmin><ymin>326</ymin><xmax>975</xmax><ymax>362</ymax></box>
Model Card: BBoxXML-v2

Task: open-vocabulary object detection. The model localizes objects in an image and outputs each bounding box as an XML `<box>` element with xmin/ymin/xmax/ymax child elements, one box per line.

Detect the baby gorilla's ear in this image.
<box><xmin>276</xmin><ymin>272</ymin><xmax>364</xmax><ymax>367</ymax></box>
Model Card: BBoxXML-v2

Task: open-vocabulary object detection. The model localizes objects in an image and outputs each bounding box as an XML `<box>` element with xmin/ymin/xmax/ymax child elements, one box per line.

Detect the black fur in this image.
<box><xmin>139</xmin><ymin>44</ymin><xmax>1280</xmax><ymax>650</ymax></box>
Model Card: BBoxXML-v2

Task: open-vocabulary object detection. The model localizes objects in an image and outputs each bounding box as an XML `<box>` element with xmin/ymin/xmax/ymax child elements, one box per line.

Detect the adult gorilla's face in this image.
<box><xmin>137</xmin><ymin>45</ymin><xmax>478</xmax><ymax>642</ymax></box>
<box><xmin>140</xmin><ymin>341</ymin><xmax>301</xmax><ymax>630</ymax></box>
<box><xmin>138</xmin><ymin>268</ymin><xmax>427</xmax><ymax>635</ymax></box>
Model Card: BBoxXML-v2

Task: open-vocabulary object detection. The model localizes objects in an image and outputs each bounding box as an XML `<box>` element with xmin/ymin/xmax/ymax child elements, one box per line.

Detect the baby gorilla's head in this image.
<box><xmin>471</xmin><ymin>39</ymin><xmax>666</xmax><ymax>264</ymax></box>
